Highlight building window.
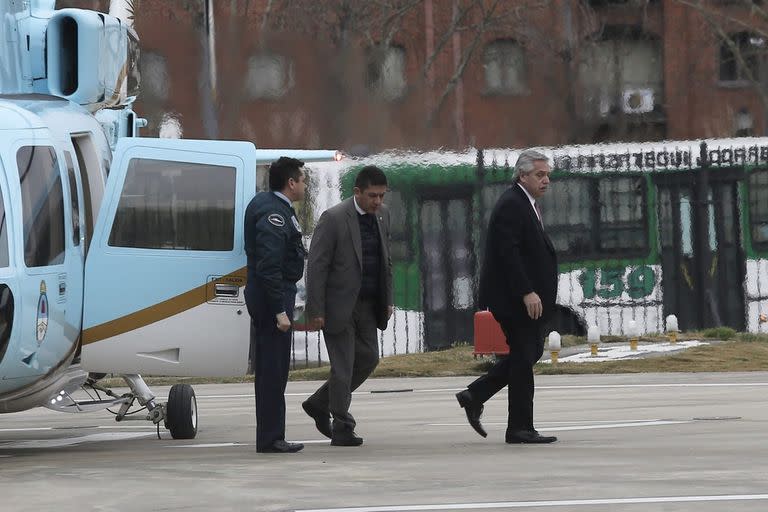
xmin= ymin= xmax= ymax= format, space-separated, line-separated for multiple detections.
xmin=580 ymin=32 xmax=663 ymax=118
xmin=139 ymin=51 xmax=169 ymax=101
xmin=246 ymin=54 xmax=292 ymax=99
xmin=109 ymin=158 xmax=236 ymax=251
xmin=365 ymin=45 xmax=407 ymax=101
xmin=483 ymin=39 xmax=527 ymax=95
xmin=17 ymin=146 xmax=65 ymax=267
xmin=720 ymin=32 xmax=765 ymax=83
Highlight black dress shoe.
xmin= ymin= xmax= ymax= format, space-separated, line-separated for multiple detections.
xmin=258 ymin=440 xmax=305 ymax=453
xmin=331 ymin=430 xmax=364 ymax=447
xmin=455 ymin=390 xmax=487 ymax=438
xmin=302 ymin=401 xmax=332 ymax=439
xmin=505 ymin=430 xmax=557 ymax=444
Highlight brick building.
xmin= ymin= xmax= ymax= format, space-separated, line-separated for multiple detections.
xmin=62 ymin=0 xmax=768 ymax=152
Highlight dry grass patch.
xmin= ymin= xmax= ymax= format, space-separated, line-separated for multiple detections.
xmin=95 ymin=333 xmax=768 ymax=387
xmin=289 ymin=344 xmax=488 ymax=381
xmin=536 ymin=339 xmax=768 ymax=374
xmin=291 ymin=337 xmax=768 ymax=380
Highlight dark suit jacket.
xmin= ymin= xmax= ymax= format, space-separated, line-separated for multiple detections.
xmin=306 ymin=198 xmax=393 ymax=333
xmin=478 ymin=183 xmax=558 ymax=324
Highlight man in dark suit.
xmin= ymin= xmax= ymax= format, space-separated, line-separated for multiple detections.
xmin=244 ymin=157 xmax=308 ymax=453
xmin=302 ymin=165 xmax=393 ymax=447
xmin=456 ymin=149 xmax=558 ymax=444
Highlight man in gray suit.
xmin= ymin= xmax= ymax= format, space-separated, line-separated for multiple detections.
xmin=302 ymin=165 xmax=393 ymax=446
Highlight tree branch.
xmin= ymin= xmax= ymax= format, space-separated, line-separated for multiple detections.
xmin=674 ymin=0 xmax=768 ymax=126
xmin=422 ymin=0 xmax=476 ymax=79
xmin=427 ymin=0 xmax=504 ymax=125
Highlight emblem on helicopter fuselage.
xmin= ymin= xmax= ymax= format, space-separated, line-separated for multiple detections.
xmin=36 ymin=281 xmax=49 ymax=344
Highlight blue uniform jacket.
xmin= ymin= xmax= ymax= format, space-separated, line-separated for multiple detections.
xmin=244 ymin=191 xmax=306 ymax=317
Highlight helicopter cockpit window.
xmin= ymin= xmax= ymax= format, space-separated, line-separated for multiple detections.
xmin=0 ymin=185 xmax=8 ymax=267
xmin=17 ymin=146 xmax=66 ymax=267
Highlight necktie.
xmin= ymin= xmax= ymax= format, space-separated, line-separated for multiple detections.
xmin=534 ymin=201 xmax=543 ymax=227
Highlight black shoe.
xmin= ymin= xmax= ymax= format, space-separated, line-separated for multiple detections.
xmin=257 ymin=440 xmax=305 ymax=453
xmin=455 ymin=390 xmax=487 ymax=438
xmin=505 ymin=429 xmax=557 ymax=444
xmin=331 ymin=430 xmax=364 ymax=447
xmin=302 ymin=400 xmax=332 ymax=439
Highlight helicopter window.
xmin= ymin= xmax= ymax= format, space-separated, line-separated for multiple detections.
xmin=17 ymin=146 xmax=66 ymax=267
xmin=0 ymin=185 xmax=8 ymax=267
xmin=64 ymin=152 xmax=81 ymax=246
xmin=109 ymin=158 xmax=236 ymax=251
xmin=0 ymin=283 xmax=12 ymax=366
xmin=126 ymin=28 xmax=141 ymax=99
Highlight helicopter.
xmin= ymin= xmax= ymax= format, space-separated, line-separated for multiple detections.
xmin=0 ymin=0 xmax=340 ymax=439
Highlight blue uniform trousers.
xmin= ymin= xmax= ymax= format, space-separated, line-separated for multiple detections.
xmin=250 ymin=284 xmax=296 ymax=451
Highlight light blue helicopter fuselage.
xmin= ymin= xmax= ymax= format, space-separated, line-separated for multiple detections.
xmin=0 ymin=93 xmax=112 ymax=411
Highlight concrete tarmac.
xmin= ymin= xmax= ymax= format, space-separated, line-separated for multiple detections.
xmin=1 ymin=372 xmax=767 ymax=512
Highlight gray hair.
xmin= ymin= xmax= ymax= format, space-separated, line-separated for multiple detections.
xmin=513 ymin=149 xmax=549 ymax=181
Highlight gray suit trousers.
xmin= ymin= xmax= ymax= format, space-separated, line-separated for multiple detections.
xmin=306 ymin=298 xmax=380 ymax=432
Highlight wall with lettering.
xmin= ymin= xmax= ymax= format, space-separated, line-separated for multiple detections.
xmin=557 ymin=265 xmax=663 ymax=336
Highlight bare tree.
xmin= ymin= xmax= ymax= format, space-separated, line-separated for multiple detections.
xmin=673 ymin=0 xmax=768 ymax=135
xmin=258 ymin=0 xmax=558 ymax=147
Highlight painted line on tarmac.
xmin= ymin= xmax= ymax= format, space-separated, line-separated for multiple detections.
xmin=196 ymin=392 xmax=383 ymax=399
xmin=195 ymin=381 xmax=768 ymax=400
xmin=95 ymin=425 xmax=157 ymax=429
xmin=0 ymin=432 xmax=154 ymax=449
xmin=0 ymin=425 xmax=156 ymax=433
xmin=296 ymin=493 xmax=768 ymax=511
xmin=164 ymin=439 xmax=330 ymax=449
xmin=539 ymin=420 xmax=691 ymax=431
xmin=536 ymin=419 xmax=665 ymax=424
xmin=422 ymin=383 xmax=768 ymax=393
xmin=537 ymin=382 xmax=768 ymax=390
xmin=170 ymin=442 xmax=245 ymax=448
xmin=427 ymin=420 xmax=691 ymax=431
xmin=394 ymin=382 xmax=768 ymax=393
xmin=0 ymin=427 xmax=54 ymax=432
xmin=386 ymin=383 xmax=768 ymax=394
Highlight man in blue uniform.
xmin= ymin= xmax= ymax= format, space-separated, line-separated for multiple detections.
xmin=244 ymin=156 xmax=307 ymax=453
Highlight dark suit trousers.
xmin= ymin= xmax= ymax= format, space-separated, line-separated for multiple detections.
xmin=250 ymin=286 xmax=295 ymax=451
xmin=306 ymin=298 xmax=380 ymax=432
xmin=467 ymin=317 xmax=546 ymax=432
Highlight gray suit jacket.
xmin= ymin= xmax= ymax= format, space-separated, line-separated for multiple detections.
xmin=306 ymin=197 xmax=393 ymax=334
